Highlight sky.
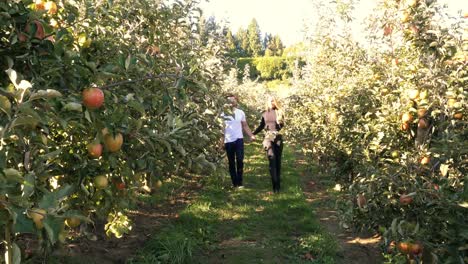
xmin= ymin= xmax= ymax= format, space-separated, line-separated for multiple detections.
xmin=199 ymin=0 xmax=467 ymax=46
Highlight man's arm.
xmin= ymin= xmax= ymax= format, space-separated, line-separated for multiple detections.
xmin=219 ymin=113 xmax=227 ymax=149
xmin=242 ymin=121 xmax=255 ymax=140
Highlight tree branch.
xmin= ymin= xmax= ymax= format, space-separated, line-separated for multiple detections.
xmin=100 ymin=73 xmax=180 ymax=89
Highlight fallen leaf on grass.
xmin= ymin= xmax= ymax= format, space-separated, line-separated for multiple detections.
xmin=304 ymin=252 xmax=314 ymax=260
xmin=255 ymin=206 xmax=264 ymax=212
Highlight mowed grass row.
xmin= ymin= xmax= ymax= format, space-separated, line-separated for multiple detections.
xmin=129 ymin=142 xmax=337 ymax=264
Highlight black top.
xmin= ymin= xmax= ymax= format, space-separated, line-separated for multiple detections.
xmin=253 ymin=117 xmax=284 ymax=135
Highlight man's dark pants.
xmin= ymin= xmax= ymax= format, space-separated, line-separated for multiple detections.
xmin=225 ymin=138 xmax=244 ymax=187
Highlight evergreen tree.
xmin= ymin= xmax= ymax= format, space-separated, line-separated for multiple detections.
xmin=265 ymin=38 xmax=275 ymax=56
xmin=265 ymin=34 xmax=284 ymax=56
xmin=236 ymin=27 xmax=249 ymax=57
xmin=225 ymin=29 xmax=237 ymax=57
xmin=199 ymin=16 xmax=223 ymax=45
xmin=198 ymin=15 xmax=207 ymax=44
xmin=205 ymin=16 xmax=218 ymax=36
xmin=265 ymin=49 xmax=274 ymax=56
xmin=273 ymin=35 xmax=284 ymax=56
xmin=263 ymin=33 xmax=272 ymax=52
xmin=247 ymin=19 xmax=263 ymax=57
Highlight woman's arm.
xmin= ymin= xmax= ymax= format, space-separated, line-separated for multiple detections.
xmin=276 ymin=121 xmax=284 ymax=131
xmin=275 ymin=110 xmax=284 ymax=131
xmin=253 ymin=117 xmax=265 ymax=135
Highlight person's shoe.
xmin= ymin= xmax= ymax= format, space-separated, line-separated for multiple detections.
xmin=237 ymin=186 xmax=245 ymax=189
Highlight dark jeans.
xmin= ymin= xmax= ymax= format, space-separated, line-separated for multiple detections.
xmin=225 ymin=138 xmax=244 ymax=187
xmin=267 ymin=135 xmax=283 ymax=192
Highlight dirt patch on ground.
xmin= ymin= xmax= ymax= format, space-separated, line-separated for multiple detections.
xmin=298 ymin=159 xmax=383 ymax=264
xmin=23 ymin=174 xmax=204 ymax=264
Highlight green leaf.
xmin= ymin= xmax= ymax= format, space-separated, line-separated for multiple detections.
xmin=22 ymin=173 xmax=35 ymax=198
xmin=175 ymin=77 xmax=186 ymax=89
xmin=28 ymin=90 xmax=49 ymax=101
xmin=84 ymin=110 xmax=92 ymax=123
xmin=118 ymin=54 xmax=125 ymax=68
xmin=5 ymin=56 xmax=13 ymax=69
xmin=128 ymin=100 xmax=145 ymax=115
xmin=10 ymin=116 xmax=38 ymax=129
xmin=108 ymin=155 xmax=118 ymax=169
xmin=3 ymin=168 xmax=23 ymax=183
xmin=43 ymin=215 xmax=64 ymax=245
xmin=63 ymin=102 xmax=83 ymax=112
xmin=391 ymin=218 xmax=398 ymax=237
xmin=162 ymin=94 xmax=172 ymax=108
xmin=125 ymin=54 xmax=131 ymax=70
xmin=130 ymin=54 xmax=137 ymax=65
xmin=46 ymin=89 xmax=63 ymax=98
xmin=17 ymin=103 xmax=42 ymax=118
xmin=38 ymin=192 xmax=56 ymax=209
xmin=55 ymin=184 xmax=74 ymax=200
xmin=0 ymin=209 xmax=10 ymax=224
xmin=159 ymin=139 xmax=172 ymax=153
xmin=12 ymin=242 xmax=21 ymax=264
xmin=397 ymin=220 xmax=405 ymax=236
xmin=12 ymin=208 xmax=35 ymax=234
xmin=174 ymin=144 xmax=186 ymax=156
xmin=412 ymin=222 xmax=420 ymax=235
xmin=28 ymin=89 xmax=61 ymax=101
xmin=38 ymin=184 xmax=74 ymax=209
xmin=40 ymin=149 xmax=62 ymax=161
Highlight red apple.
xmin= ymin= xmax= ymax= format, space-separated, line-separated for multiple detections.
xmin=82 ymin=88 xmax=104 ymax=109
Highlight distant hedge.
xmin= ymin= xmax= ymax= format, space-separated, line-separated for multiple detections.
xmin=236 ymin=56 xmax=306 ymax=80
xmin=237 ymin=58 xmax=259 ymax=78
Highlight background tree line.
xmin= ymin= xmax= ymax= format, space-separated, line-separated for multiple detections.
xmin=199 ymin=16 xmax=285 ymax=58
xmin=198 ymin=16 xmax=305 ymax=81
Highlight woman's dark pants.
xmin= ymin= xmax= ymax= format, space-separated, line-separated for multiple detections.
xmin=268 ymin=135 xmax=283 ymax=192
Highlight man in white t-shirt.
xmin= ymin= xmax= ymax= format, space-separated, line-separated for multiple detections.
xmin=222 ymin=95 xmax=255 ymax=188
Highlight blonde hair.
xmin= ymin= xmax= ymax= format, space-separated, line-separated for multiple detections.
xmin=265 ymin=96 xmax=284 ymax=124
xmin=265 ymin=96 xmax=281 ymax=111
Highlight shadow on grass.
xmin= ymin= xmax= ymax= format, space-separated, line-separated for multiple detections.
xmin=128 ymin=142 xmax=337 ymax=264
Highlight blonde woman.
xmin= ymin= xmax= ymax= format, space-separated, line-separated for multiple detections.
xmin=253 ymin=96 xmax=284 ymax=193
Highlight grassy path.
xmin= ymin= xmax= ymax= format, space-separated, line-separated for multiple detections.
xmin=129 ymin=142 xmax=337 ymax=264
xmin=29 ymin=142 xmax=381 ymax=264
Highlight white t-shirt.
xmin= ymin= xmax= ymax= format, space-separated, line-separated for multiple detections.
xmin=222 ymin=108 xmax=246 ymax=143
